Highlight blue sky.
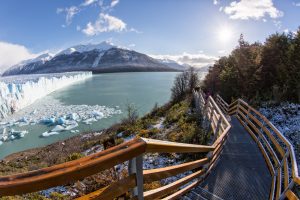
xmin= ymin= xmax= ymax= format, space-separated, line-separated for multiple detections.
xmin=0 ymin=0 xmax=300 ymax=71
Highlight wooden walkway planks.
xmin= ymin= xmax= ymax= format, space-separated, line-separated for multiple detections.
xmin=185 ymin=117 xmax=272 ymax=200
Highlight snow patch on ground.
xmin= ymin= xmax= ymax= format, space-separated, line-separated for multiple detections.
xmin=151 ymin=117 xmax=165 ymax=129
xmin=143 ymin=153 xmax=191 ymax=185
xmin=259 ymin=102 xmax=300 ymax=172
xmin=40 ymin=186 xmax=76 ymax=198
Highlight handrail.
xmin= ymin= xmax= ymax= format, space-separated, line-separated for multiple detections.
xmin=143 ymin=169 xmax=205 ymax=200
xmin=0 ymin=138 xmax=147 ymax=196
xmin=76 ymin=174 xmax=137 ymax=200
xmin=143 ymin=158 xmax=209 ymax=183
xmin=226 ymin=97 xmax=300 ymax=200
xmin=0 ymin=90 xmax=231 ymax=199
xmin=143 ymin=138 xmax=214 ymax=153
xmin=216 ymin=94 xmax=229 ymax=114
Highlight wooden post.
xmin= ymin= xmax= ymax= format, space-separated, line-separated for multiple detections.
xmin=214 ymin=116 xmax=222 ymax=136
xmin=236 ymin=100 xmax=240 ymax=116
xmin=128 ymin=155 xmax=144 ymax=200
xmin=246 ymin=107 xmax=250 ymax=125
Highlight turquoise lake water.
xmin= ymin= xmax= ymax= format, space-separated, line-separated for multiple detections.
xmin=0 ymin=72 xmax=179 ymax=159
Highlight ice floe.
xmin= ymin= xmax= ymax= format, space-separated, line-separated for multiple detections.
xmin=0 ymin=95 xmax=121 ymax=143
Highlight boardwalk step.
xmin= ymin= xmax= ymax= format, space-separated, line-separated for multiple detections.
xmin=184 ymin=187 xmax=224 ymax=200
xmin=181 ymin=196 xmax=193 ymax=200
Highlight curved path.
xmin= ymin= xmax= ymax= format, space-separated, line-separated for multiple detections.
xmin=184 ymin=117 xmax=272 ymax=200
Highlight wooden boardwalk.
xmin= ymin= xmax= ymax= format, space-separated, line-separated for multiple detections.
xmin=184 ymin=117 xmax=272 ymax=200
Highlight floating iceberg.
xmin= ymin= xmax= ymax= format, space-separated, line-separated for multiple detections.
xmin=42 ymin=131 xmax=60 ymax=137
xmin=11 ymin=129 xmax=28 ymax=138
xmin=50 ymin=122 xmax=79 ymax=133
xmin=64 ymin=122 xmax=78 ymax=130
xmin=41 ymin=117 xmax=56 ymax=124
xmin=92 ymin=111 xmax=104 ymax=118
xmin=83 ymin=118 xmax=97 ymax=125
xmin=57 ymin=117 xmax=66 ymax=125
xmin=51 ymin=125 xmax=66 ymax=132
xmin=0 ymin=127 xmax=27 ymax=142
xmin=68 ymin=113 xmax=79 ymax=121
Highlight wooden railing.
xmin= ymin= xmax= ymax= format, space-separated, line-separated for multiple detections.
xmin=216 ymin=94 xmax=229 ymax=115
xmin=222 ymin=97 xmax=300 ymax=200
xmin=0 ymin=91 xmax=231 ymax=200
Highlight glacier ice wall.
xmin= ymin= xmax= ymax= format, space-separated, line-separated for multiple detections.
xmin=0 ymin=72 xmax=92 ymax=119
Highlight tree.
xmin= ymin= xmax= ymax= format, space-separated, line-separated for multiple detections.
xmin=203 ymin=30 xmax=300 ymax=104
xmin=122 ymin=102 xmax=138 ymax=125
xmin=171 ymin=67 xmax=200 ymax=103
xmin=171 ymin=71 xmax=189 ymax=102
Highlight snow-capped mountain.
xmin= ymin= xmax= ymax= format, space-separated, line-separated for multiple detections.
xmin=3 ymin=53 xmax=53 ymax=76
xmin=3 ymin=42 xmax=184 ymax=76
xmin=156 ymin=58 xmax=190 ymax=70
xmin=57 ymin=41 xmax=115 ymax=56
xmin=13 ymin=53 xmax=52 ymax=69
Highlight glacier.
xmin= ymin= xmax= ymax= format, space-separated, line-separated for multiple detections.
xmin=0 ymin=71 xmax=121 ymax=145
xmin=0 ymin=71 xmax=92 ymax=119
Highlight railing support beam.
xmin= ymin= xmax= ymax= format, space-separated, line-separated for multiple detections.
xmin=129 ymin=155 xmax=144 ymax=200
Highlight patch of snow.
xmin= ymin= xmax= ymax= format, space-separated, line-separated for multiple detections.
xmin=152 ymin=117 xmax=165 ymax=129
xmin=82 ymin=144 xmax=104 ymax=156
xmin=57 ymin=41 xmax=115 ymax=56
xmin=260 ymin=102 xmax=300 ymax=173
xmin=92 ymin=52 xmax=104 ymax=68
xmin=143 ymin=153 xmax=191 ymax=185
xmin=40 ymin=186 xmax=75 ymax=198
xmin=10 ymin=53 xmax=53 ymax=71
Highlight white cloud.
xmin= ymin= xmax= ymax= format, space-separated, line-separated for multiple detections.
xmin=111 ymin=0 xmax=119 ymax=7
xmin=57 ymin=6 xmax=80 ymax=26
xmin=0 ymin=41 xmax=38 ymax=73
xmin=65 ymin=6 xmax=80 ymax=25
xmin=151 ymin=52 xmax=217 ymax=68
xmin=213 ymin=0 xmax=219 ymax=5
xmin=273 ymin=20 xmax=282 ymax=29
xmin=129 ymin=27 xmax=142 ymax=34
xmin=293 ymin=2 xmax=300 ymax=6
xmin=128 ymin=43 xmax=136 ymax=48
xmin=218 ymin=50 xmax=226 ymax=54
xmin=82 ymin=0 xmax=97 ymax=6
xmin=82 ymin=13 xmax=126 ymax=36
xmin=224 ymin=0 xmax=283 ymax=20
xmin=56 ymin=8 xmax=64 ymax=14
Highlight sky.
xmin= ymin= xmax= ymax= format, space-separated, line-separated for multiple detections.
xmin=0 ymin=0 xmax=300 ymax=71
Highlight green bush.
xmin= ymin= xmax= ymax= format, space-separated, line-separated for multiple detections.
xmin=49 ymin=192 xmax=68 ymax=200
xmin=65 ymin=153 xmax=84 ymax=162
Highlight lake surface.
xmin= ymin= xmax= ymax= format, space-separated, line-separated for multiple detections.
xmin=0 ymin=72 xmax=179 ymax=159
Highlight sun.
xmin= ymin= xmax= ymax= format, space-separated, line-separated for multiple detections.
xmin=218 ymin=26 xmax=233 ymax=43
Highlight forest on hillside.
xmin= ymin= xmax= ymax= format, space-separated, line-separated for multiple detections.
xmin=203 ymin=28 xmax=300 ymax=104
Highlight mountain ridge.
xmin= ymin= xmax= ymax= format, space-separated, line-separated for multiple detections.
xmin=3 ymin=42 xmax=186 ymax=76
